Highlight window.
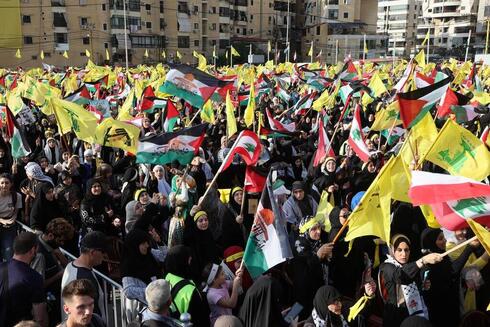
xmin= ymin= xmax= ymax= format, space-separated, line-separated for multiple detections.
xmin=194 ymin=5 xmax=198 ymax=13
xmin=178 ymin=1 xmax=189 ymax=13
xmin=24 ymin=36 xmax=33 ymax=44
xmin=343 ymin=12 xmax=348 ymax=19
xmin=328 ymin=9 xmax=338 ymax=19
xmin=146 ymin=21 xmax=152 ymax=28
xmin=194 ymin=40 xmax=199 ymax=46
xmin=79 ymin=0 xmax=87 ymax=5
xmin=145 ymin=3 xmax=150 ymax=10
xmin=104 ymin=43 xmax=109 ymax=49
xmin=160 ymin=18 xmax=165 ymax=29
xmin=55 ymin=33 xmax=68 ymax=43
xmin=31 ymin=56 xmax=37 ymax=60
xmin=250 ymin=29 xmax=253 ymax=34
xmin=194 ymin=23 xmax=199 ymax=29
xmin=178 ymin=35 xmax=190 ymax=48
xmin=83 ymin=37 xmax=90 ymax=44
xmin=219 ymin=7 xmax=229 ymax=17
xmin=250 ymin=14 xmax=253 ymax=20
xmin=80 ymin=17 xmax=88 ymax=26
xmin=22 ymin=15 xmax=31 ymax=23
xmin=103 ymin=23 xmax=107 ymax=30
xmin=102 ymin=3 xmax=106 ymax=10
xmin=316 ymin=26 xmax=320 ymax=35
xmin=160 ymin=1 xmax=163 ymax=13
xmin=242 ymin=28 xmax=246 ymax=35
xmin=53 ymin=13 xmax=67 ymax=27
xmin=211 ymin=7 xmax=216 ymax=14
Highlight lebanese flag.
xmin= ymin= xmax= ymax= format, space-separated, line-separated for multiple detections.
xmin=265 ymin=109 xmax=296 ymax=133
xmin=437 ymin=87 xmax=471 ymax=118
xmin=221 ymin=130 xmax=262 ymax=171
xmin=244 ymin=166 xmax=268 ymax=193
xmin=397 ymin=75 xmax=451 ymax=128
xmin=409 ymin=170 xmax=490 ymax=230
xmin=313 ymin=118 xmax=335 ymax=167
xmin=347 ymin=104 xmax=371 ymax=162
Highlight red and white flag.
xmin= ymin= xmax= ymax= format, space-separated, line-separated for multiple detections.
xmin=313 ymin=118 xmax=335 ymax=167
xmin=347 ymin=104 xmax=371 ymax=162
xmin=265 ymin=109 xmax=296 ymax=133
xmin=221 ymin=130 xmax=262 ymax=171
xmin=409 ymin=171 xmax=490 ymax=230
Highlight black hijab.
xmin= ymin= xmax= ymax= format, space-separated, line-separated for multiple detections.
xmin=239 ymin=275 xmax=287 ymax=327
xmin=421 ymin=228 xmax=444 ymax=254
xmin=120 ymin=229 xmax=161 ymax=284
xmin=82 ymin=178 xmax=111 ymax=215
xmin=312 ymin=286 xmax=344 ymax=327
xmin=328 ymin=207 xmax=343 ymax=242
xmin=30 ymin=182 xmax=63 ymax=230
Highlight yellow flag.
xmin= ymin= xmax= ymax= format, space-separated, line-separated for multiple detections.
xmin=420 ymin=205 xmax=441 ymax=228
xmin=314 ymin=191 xmax=334 ymax=232
xmin=40 ymin=50 xmax=45 ymax=60
xmin=7 ymin=91 xmax=26 ymax=116
xmin=85 ymin=49 xmax=91 ymax=58
xmin=117 ymin=89 xmax=135 ymax=121
xmin=414 ymin=49 xmax=425 ymax=67
xmin=423 ymin=119 xmax=490 ymax=181
xmin=400 ymin=113 xmax=438 ymax=166
xmin=244 ymin=82 xmax=255 ymax=127
xmin=50 ymin=98 xmax=97 ymax=143
xmin=421 ymin=30 xmax=430 ymax=47
xmin=371 ymin=101 xmax=402 ymax=131
xmin=307 ymin=43 xmax=313 ymax=57
xmin=176 ymin=51 xmax=182 ymax=59
xmin=201 ymin=99 xmax=215 ymax=124
xmin=467 ymin=219 xmax=490 ymax=255
xmin=369 ymin=72 xmax=387 ymax=97
xmin=267 ymin=40 xmax=272 ymax=53
xmin=225 ymin=91 xmax=237 ymax=137
xmin=193 ymin=51 xmax=207 ymax=71
xmin=472 ymin=91 xmax=490 ymax=105
xmin=348 ymin=294 xmax=374 ymax=322
xmin=162 ymin=50 xmax=166 ymax=58
xmin=63 ymin=50 xmax=69 ymax=59
xmin=231 ymin=46 xmax=240 ymax=57
xmin=94 ymin=118 xmax=140 ymax=154
xmin=105 ymin=49 xmax=110 ymax=61
xmin=364 ymin=38 xmax=368 ymax=54
xmin=15 ymin=49 xmax=21 ymax=59
xmin=390 ymin=155 xmax=411 ymax=203
xmin=144 ymin=49 xmax=149 ymax=58
xmin=345 ymin=157 xmax=394 ymax=243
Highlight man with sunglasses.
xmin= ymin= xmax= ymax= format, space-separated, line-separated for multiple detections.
xmin=61 ymin=231 xmax=108 ymax=323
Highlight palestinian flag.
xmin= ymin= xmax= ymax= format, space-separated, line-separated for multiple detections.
xmin=450 ymin=105 xmax=480 ymax=123
xmin=159 ymin=64 xmax=230 ymax=108
xmin=414 ymin=72 xmax=434 ymax=88
xmin=394 ymin=61 xmax=414 ymax=92
xmin=243 ymin=173 xmax=293 ymax=279
xmin=136 ymin=123 xmax=207 ymax=165
xmin=409 ymin=171 xmax=490 ymax=230
xmin=221 ymin=130 xmax=262 ymax=171
xmin=313 ymin=117 xmax=335 ymax=167
xmin=265 ymin=109 xmax=296 ymax=133
xmin=64 ymin=85 xmax=91 ymax=105
xmin=275 ymin=79 xmax=291 ymax=103
xmin=6 ymin=106 xmax=31 ymax=158
xmin=336 ymin=60 xmax=358 ymax=81
xmin=397 ymin=75 xmax=451 ymax=128
xmin=244 ymin=165 xmax=268 ymax=193
xmin=348 ymin=104 xmax=371 ymax=162
xmin=138 ymin=86 xmax=166 ymax=112
xmin=292 ymin=92 xmax=315 ymax=116
xmin=437 ymin=87 xmax=471 ymax=118
xmin=162 ymin=100 xmax=179 ymax=132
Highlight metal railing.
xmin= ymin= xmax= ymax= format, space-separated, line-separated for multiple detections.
xmin=17 ymin=222 xmax=133 ymax=327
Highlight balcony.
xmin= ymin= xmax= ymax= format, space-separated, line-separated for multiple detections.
xmin=51 ymin=0 xmax=65 ymax=6
xmin=55 ymin=43 xmax=69 ymax=51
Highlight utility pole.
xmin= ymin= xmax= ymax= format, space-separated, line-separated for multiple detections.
xmin=286 ymin=0 xmax=290 ymax=62
xmin=123 ymin=0 xmax=129 ymax=70
xmin=465 ymin=29 xmax=471 ymax=62
xmin=486 ymin=19 xmax=489 ymax=55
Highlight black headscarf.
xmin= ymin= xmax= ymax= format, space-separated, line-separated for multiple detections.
xmin=239 ymin=275 xmax=287 ymax=327
xmin=400 ymin=316 xmax=433 ymax=327
xmin=312 ymin=286 xmax=345 ymax=327
xmin=120 ymin=229 xmax=161 ymax=284
xmin=82 ymin=178 xmax=112 ymax=216
xmin=328 ymin=207 xmax=343 ymax=242
xmin=164 ymin=245 xmax=193 ymax=280
xmin=421 ymin=228 xmax=444 ymax=254
xmin=30 ymin=182 xmax=63 ymax=230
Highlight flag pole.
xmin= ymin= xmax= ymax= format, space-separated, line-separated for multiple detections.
xmin=465 ymin=29 xmax=472 ymax=62
xmin=335 ymin=40 xmax=339 ymax=64
xmin=426 ymin=24 xmax=430 ymax=66
xmin=311 ymin=40 xmax=314 ymax=63
xmin=381 ymin=116 xmax=399 ymax=150
xmin=230 ymin=49 xmax=233 ymax=67
xmin=486 ymin=20 xmax=490 ymax=55
xmin=363 ymin=34 xmax=366 ymax=61
xmin=186 ymin=106 xmax=204 ymax=127
xmin=441 ymin=236 xmax=477 ymax=258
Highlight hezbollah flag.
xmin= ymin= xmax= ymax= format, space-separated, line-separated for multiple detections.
xmin=243 ymin=172 xmax=293 ymax=279
xmin=6 ymin=106 xmax=31 ymax=159
xmin=243 ymin=82 xmax=255 ymax=128
xmin=50 ymin=98 xmax=97 ymax=143
xmin=94 ymin=118 xmax=140 ymax=154
xmin=344 ymin=156 xmax=394 ymax=244
xmin=397 ymin=75 xmax=451 ymax=128
xmin=371 ymin=101 xmax=402 ymax=131
xmin=136 ymin=123 xmax=207 ymax=165
xmin=159 ymin=64 xmax=230 ymax=108
xmin=423 ymin=119 xmax=490 ymax=181
xmin=200 ymin=99 xmax=215 ymax=124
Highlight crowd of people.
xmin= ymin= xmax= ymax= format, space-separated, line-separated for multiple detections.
xmin=0 ymin=57 xmax=489 ymax=327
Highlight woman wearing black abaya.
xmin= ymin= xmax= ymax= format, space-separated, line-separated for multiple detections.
xmin=30 ymin=183 xmax=63 ymax=231
xmin=304 ymin=285 xmax=376 ymax=327
xmin=80 ymin=179 xmax=118 ymax=236
xmin=239 ymin=275 xmax=288 ymax=327
xmin=183 ymin=210 xmax=220 ymax=282
xmin=420 ymin=228 xmax=476 ymax=327
xmin=121 ymin=229 xmax=162 ymax=303
xmin=219 ymin=187 xmax=246 ymax=249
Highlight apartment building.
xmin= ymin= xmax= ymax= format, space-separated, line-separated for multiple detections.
xmin=417 ymin=0 xmax=478 ymax=56
xmin=299 ymin=0 xmax=387 ymax=65
xmin=377 ymin=0 xmax=421 ymax=57
xmin=476 ymin=0 xmax=490 ymax=53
